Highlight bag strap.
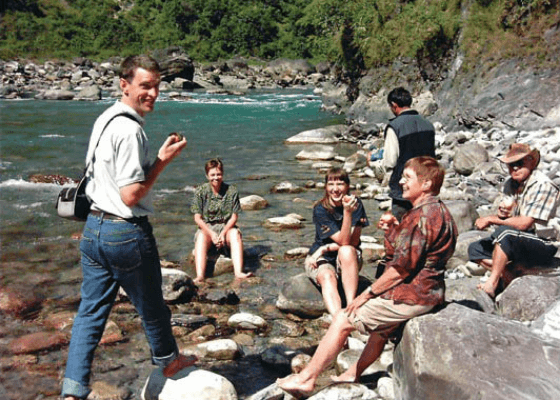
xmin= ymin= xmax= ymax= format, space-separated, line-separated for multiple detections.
xmin=84 ymin=113 xmax=137 ymax=175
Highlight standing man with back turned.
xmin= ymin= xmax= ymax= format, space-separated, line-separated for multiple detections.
xmin=374 ymin=87 xmax=436 ymax=221
xmin=62 ymin=55 xmax=196 ymax=399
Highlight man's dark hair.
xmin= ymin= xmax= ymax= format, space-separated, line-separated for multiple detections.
xmin=387 ymin=87 xmax=412 ymax=108
xmin=119 ymin=55 xmax=160 ymax=82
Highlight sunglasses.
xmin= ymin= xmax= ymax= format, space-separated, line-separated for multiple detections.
xmin=507 ymin=159 xmax=526 ymax=169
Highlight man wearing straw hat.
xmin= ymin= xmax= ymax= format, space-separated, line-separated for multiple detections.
xmin=468 ymin=143 xmax=559 ymax=299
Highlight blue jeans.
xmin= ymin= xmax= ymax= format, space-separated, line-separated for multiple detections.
xmin=62 ymin=214 xmax=178 ymax=399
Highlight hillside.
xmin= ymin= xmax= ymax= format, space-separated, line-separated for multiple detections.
xmin=1 ymin=0 xmax=558 ymax=74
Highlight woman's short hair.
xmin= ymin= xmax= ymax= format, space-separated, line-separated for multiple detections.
xmin=324 ymin=167 xmax=350 ymax=185
xmin=119 ymin=55 xmax=160 ymax=82
xmin=204 ymin=158 xmax=224 ymax=174
xmin=404 ymin=156 xmax=445 ymax=195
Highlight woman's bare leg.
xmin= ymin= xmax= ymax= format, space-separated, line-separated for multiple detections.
xmin=226 ymin=228 xmax=252 ymax=279
xmin=317 ymin=269 xmax=342 ymax=316
xmin=194 ymin=232 xmax=213 ymax=283
xmin=277 ymin=310 xmax=355 ymax=394
xmin=337 ymin=245 xmax=359 ymax=305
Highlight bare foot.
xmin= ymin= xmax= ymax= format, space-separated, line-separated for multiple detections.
xmin=162 ymin=354 xmax=198 ymax=378
xmin=477 ymin=280 xmax=497 ymax=298
xmin=234 ymin=271 xmax=254 ymax=280
xmin=276 ymin=374 xmax=314 ymax=399
xmin=330 ymin=372 xmax=356 ymax=383
xmin=193 ymin=276 xmax=205 ymax=285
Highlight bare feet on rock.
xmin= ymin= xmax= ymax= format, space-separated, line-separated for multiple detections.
xmin=330 ymin=372 xmax=357 ymax=383
xmin=163 ymin=354 xmax=198 ymax=378
xmin=276 ymin=374 xmax=314 ymax=399
xmin=477 ymin=280 xmax=497 ymax=299
xmin=234 ymin=271 xmax=254 ymax=280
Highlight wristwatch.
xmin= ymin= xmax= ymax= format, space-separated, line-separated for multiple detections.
xmin=367 ymin=286 xmax=376 ymax=296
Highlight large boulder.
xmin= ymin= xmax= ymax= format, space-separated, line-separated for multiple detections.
xmin=453 ymin=142 xmax=489 ymax=176
xmin=443 ymin=200 xmax=479 ymax=234
xmin=159 ymin=56 xmax=195 ymax=83
xmin=284 ymin=125 xmax=344 ymax=144
xmin=276 ymin=273 xmax=325 ymax=318
xmin=142 ymin=367 xmax=237 ymax=400
xmin=295 ymin=145 xmax=337 ymax=161
xmin=497 ymin=275 xmax=560 ymax=322
xmin=394 ymin=303 xmax=560 ymax=400
xmin=75 ymin=84 xmax=102 ymax=101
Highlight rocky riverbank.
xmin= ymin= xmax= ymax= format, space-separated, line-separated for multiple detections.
xmin=2 ymin=52 xmax=560 ymax=399
xmin=0 ymin=50 xmax=333 ymax=101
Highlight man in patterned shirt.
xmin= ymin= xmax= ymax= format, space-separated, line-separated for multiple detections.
xmin=277 ymin=157 xmax=457 ymax=396
xmin=469 ymin=143 xmax=560 ymax=298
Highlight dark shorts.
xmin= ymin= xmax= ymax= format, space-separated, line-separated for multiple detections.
xmin=468 ymin=225 xmax=557 ymax=266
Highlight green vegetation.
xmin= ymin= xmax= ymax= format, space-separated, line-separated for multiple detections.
xmin=1 ymin=0 xmax=558 ymax=71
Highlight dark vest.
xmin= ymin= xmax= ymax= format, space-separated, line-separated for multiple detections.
xmin=385 ymin=110 xmax=435 ymax=200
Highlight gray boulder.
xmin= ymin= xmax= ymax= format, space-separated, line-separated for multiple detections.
xmin=443 ymin=200 xmax=479 ymax=234
xmin=159 ymin=56 xmax=195 ymax=83
xmin=394 ymin=303 xmax=560 ymax=400
xmin=276 ymin=273 xmax=325 ymax=318
xmin=75 ymin=84 xmax=101 ymax=101
xmin=284 ymin=125 xmax=344 ymax=144
xmin=453 ymin=142 xmax=489 ymax=176
xmin=453 ymin=230 xmax=490 ymax=263
xmin=35 ymin=89 xmax=75 ymax=100
xmin=497 ymin=274 xmax=560 ymax=322
xmin=141 ymin=367 xmax=237 ymax=400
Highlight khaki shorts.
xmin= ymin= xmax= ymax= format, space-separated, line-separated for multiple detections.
xmin=305 ymin=249 xmax=363 ymax=285
xmin=193 ymin=223 xmax=241 ymax=256
xmin=348 ymin=296 xmax=434 ymax=338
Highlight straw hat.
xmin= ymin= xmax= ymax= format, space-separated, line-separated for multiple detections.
xmin=498 ymin=143 xmax=540 ymax=168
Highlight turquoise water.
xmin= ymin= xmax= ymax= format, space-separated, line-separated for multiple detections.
xmin=0 ymin=90 xmax=350 ymax=262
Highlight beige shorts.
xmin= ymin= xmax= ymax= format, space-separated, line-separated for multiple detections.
xmin=348 ymin=296 xmax=434 ymax=338
xmin=193 ymin=223 xmax=226 ymax=243
xmin=305 ymin=249 xmax=363 ymax=285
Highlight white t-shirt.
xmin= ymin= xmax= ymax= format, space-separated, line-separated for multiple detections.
xmin=85 ymin=101 xmax=154 ymax=218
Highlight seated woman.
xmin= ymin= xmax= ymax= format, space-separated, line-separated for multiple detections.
xmin=191 ymin=158 xmax=253 ymax=283
xmin=277 ymin=157 xmax=457 ymax=397
xmin=305 ymin=168 xmax=369 ymax=316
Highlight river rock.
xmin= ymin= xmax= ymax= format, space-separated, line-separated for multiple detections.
xmin=142 ymin=367 xmax=237 ymax=400
xmin=159 ymin=56 xmax=195 ymax=83
xmin=452 ymin=142 xmax=489 ymax=176
xmin=532 ymin=299 xmax=560 ymax=340
xmin=35 ymin=89 xmax=75 ymax=100
xmin=284 ymin=247 xmax=309 ymax=260
xmin=228 ymin=312 xmax=268 ymax=330
xmin=240 ymin=195 xmax=268 ymax=210
xmin=270 ymin=181 xmax=303 ymax=194
xmin=99 ymin=320 xmax=125 ymax=345
xmin=295 ymin=145 xmax=337 ymax=161
xmin=260 ymin=345 xmax=300 ymax=373
xmin=192 ymin=338 xmax=241 ymax=360
xmin=343 ymin=152 xmax=368 ymax=172
xmin=276 ymin=273 xmax=325 ymax=318
xmin=171 ymin=314 xmax=214 ymax=330
xmin=263 ymin=215 xmax=304 ymax=231
xmin=393 ymin=303 xmax=560 ymax=400
xmin=442 ymin=200 xmax=478 ymax=234
xmin=90 ymin=381 xmax=131 ymax=400
xmin=453 ymin=230 xmax=490 ymax=263
xmin=0 ymin=285 xmax=43 ymax=319
xmin=75 ymin=84 xmax=101 ymax=100
xmin=336 ymin=348 xmax=391 ymax=377
xmin=497 ymin=275 xmax=560 ymax=322
xmin=8 ymin=331 xmax=69 ymax=355
xmin=199 ymin=289 xmax=240 ymax=305
xmin=284 ymin=125 xmax=343 ymax=144
xmin=308 ymin=383 xmax=378 ymax=400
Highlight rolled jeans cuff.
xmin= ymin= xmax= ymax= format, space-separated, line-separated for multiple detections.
xmin=153 ymin=347 xmax=179 ymax=369
xmin=61 ymin=377 xmax=90 ymax=399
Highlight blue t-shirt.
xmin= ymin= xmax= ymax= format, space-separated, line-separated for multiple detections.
xmin=309 ymin=198 xmax=369 ymax=264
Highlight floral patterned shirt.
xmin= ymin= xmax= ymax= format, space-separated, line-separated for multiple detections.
xmin=381 ymin=196 xmax=458 ymax=306
xmin=190 ymin=182 xmax=241 ymax=224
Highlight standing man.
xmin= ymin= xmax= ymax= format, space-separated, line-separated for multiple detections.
xmin=372 ymin=87 xmax=436 ymax=221
xmin=469 ymin=143 xmax=559 ymax=298
xmin=62 ymin=55 xmax=196 ymax=399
